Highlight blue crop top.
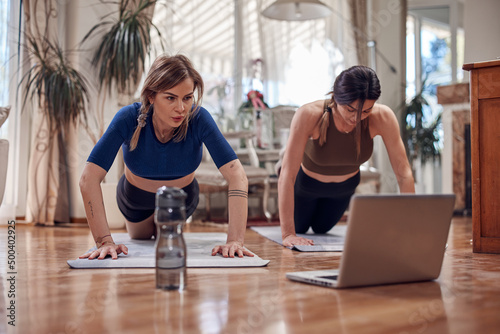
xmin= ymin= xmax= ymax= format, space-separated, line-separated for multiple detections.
xmin=87 ymin=102 xmax=237 ymax=180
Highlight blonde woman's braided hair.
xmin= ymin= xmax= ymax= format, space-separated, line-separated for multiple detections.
xmin=129 ymin=54 xmax=204 ymax=151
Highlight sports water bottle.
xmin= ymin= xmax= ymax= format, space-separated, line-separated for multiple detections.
xmin=154 ymin=186 xmax=187 ymax=290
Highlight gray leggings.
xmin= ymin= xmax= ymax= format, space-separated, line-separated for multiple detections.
xmin=294 ymin=167 xmax=360 ymax=234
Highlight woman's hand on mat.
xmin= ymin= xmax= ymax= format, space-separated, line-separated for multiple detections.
xmin=282 ymin=235 xmax=314 ymax=247
xmin=211 ymin=241 xmax=255 ymax=258
xmin=79 ymin=243 xmax=129 ymax=260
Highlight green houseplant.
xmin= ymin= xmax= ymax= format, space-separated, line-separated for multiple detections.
xmin=82 ymin=0 xmax=164 ymax=97
xmin=400 ymin=84 xmax=442 ymax=178
xmin=18 ymin=26 xmax=91 ymax=224
xmin=80 ymin=0 xmax=165 ymax=160
xmin=19 ymin=36 xmax=90 ymax=130
xmin=79 ymin=0 xmax=166 ymax=168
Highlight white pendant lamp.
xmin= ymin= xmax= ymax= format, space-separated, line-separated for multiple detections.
xmin=261 ymin=0 xmax=333 ymax=21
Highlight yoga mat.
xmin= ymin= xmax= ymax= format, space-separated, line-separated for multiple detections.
xmin=67 ymin=233 xmax=269 ymax=268
xmin=250 ymin=225 xmax=347 ymax=252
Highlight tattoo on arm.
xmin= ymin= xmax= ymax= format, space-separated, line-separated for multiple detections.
xmin=88 ymin=201 xmax=94 ymax=218
xmin=228 ymin=189 xmax=248 ymax=199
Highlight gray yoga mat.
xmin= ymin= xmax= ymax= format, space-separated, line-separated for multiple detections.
xmin=250 ymin=225 xmax=346 ymax=252
xmin=68 ymin=232 xmax=270 ymax=268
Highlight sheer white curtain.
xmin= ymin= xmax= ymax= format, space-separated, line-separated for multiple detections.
xmin=150 ymin=0 xmax=236 ymax=127
xmin=0 ymin=0 xmax=21 ymax=223
xmin=151 ymin=0 xmax=359 ymax=114
xmin=241 ymin=0 xmax=358 ymax=107
xmin=348 ymin=0 xmax=369 ymax=66
xmin=22 ymin=0 xmax=69 ymax=225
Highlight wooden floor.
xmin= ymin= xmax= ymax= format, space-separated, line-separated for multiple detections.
xmin=1 ymin=216 xmax=500 ymax=334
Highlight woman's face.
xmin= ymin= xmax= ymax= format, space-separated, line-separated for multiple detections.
xmin=335 ymin=99 xmax=376 ymax=127
xmin=150 ymin=78 xmax=195 ymax=130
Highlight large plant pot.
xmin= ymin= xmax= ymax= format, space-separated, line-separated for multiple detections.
xmin=0 ymin=139 xmax=8 ymax=205
xmin=101 ymin=182 xmax=126 ymax=230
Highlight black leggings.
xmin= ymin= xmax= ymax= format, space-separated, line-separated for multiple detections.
xmin=116 ymin=175 xmax=199 ymax=223
xmin=294 ymin=167 xmax=360 ymax=234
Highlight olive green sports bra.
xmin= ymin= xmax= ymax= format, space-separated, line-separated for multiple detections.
xmin=302 ymin=102 xmax=373 ymax=175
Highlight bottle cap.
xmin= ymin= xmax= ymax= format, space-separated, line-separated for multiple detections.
xmin=156 ymin=186 xmax=187 ymax=208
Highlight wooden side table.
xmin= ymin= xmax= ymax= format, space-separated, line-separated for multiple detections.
xmin=463 ymin=59 xmax=500 ymax=253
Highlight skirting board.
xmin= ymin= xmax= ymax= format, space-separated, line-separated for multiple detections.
xmin=68 ymin=232 xmax=270 ymax=268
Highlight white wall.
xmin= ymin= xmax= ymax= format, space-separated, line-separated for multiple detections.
xmin=1 ymin=1 xmax=27 ymax=221
xmin=369 ymin=0 xmax=407 ymax=193
xmin=410 ymin=0 xmax=500 ymax=68
xmin=14 ymin=0 xmax=121 ymax=220
xmin=68 ymin=0 xmax=122 ymax=220
xmin=463 ymin=0 xmax=500 ymax=63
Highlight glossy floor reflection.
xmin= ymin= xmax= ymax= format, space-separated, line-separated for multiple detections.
xmin=1 ymin=217 xmax=499 ymax=333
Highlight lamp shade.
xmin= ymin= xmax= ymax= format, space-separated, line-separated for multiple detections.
xmin=261 ymin=0 xmax=332 ymax=21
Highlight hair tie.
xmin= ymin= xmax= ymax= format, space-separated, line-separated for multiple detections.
xmin=137 ymin=113 xmax=147 ymax=128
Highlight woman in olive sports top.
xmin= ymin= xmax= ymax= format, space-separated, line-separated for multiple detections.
xmin=278 ymin=65 xmax=415 ymax=247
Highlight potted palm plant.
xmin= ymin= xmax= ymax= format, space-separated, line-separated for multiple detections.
xmin=20 ymin=36 xmax=90 ymax=130
xmin=82 ymin=0 xmax=164 ymax=98
xmin=19 ymin=33 xmax=90 ymax=224
xmin=400 ymin=84 xmax=442 ymax=189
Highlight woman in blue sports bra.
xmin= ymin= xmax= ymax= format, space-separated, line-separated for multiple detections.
xmin=79 ymin=54 xmax=253 ymax=260
xmin=278 ymin=65 xmax=415 ymax=247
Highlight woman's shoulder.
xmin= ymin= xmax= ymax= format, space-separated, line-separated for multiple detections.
xmin=299 ymin=99 xmax=326 ymax=112
xmin=371 ymin=103 xmax=397 ymax=121
xmin=109 ymin=102 xmax=142 ymax=131
xmin=188 ymin=106 xmax=218 ymax=136
xmin=191 ymin=106 xmax=211 ymax=120
xmin=296 ymin=99 xmax=326 ymax=119
xmin=189 ymin=106 xmax=214 ymax=128
xmin=373 ymin=102 xmax=392 ymax=112
xmin=113 ymin=102 xmax=142 ymax=121
xmin=289 ymin=100 xmax=326 ymax=138
xmin=369 ymin=103 xmax=399 ymax=135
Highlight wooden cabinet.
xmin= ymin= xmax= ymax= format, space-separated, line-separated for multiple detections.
xmin=463 ymin=59 xmax=500 ymax=253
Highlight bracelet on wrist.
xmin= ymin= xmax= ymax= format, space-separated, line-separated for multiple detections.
xmin=95 ymin=234 xmax=113 ymax=248
xmin=98 ymin=241 xmax=115 ymax=248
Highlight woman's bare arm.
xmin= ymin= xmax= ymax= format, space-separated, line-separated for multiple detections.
xmin=278 ymin=101 xmax=323 ymax=247
xmin=79 ymin=162 xmax=128 ymax=259
xmin=211 ymin=159 xmax=254 ymax=258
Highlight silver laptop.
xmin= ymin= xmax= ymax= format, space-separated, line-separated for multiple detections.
xmin=286 ymin=194 xmax=456 ymax=288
